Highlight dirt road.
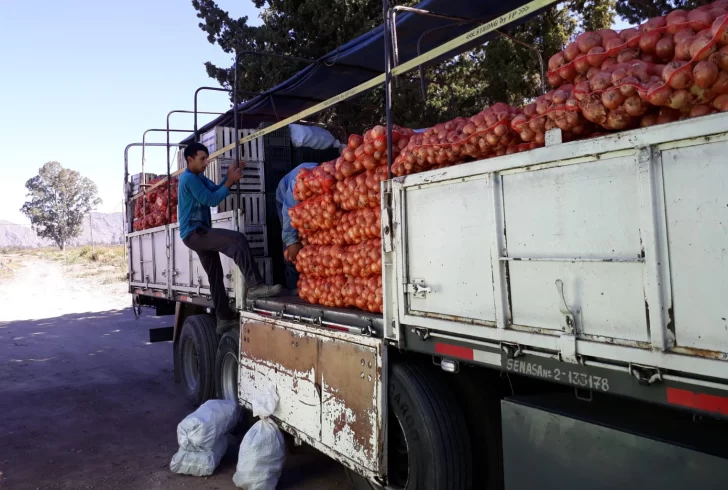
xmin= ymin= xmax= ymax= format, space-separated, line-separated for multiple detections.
xmin=0 ymin=258 xmax=348 ymax=490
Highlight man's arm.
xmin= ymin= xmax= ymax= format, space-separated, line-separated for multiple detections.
xmin=183 ymin=174 xmax=230 ymax=208
xmin=200 ymin=173 xmax=227 ymax=191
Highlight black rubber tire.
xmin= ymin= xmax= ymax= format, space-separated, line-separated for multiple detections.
xmin=177 ymin=314 xmax=217 ymax=406
xmin=215 ymin=327 xmax=240 ymax=401
xmin=347 ymin=362 xmax=473 ymax=490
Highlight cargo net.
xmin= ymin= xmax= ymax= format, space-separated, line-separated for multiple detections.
xmin=546 ymin=4 xmax=728 ymax=129
xmin=132 ymin=176 xmax=178 ymax=231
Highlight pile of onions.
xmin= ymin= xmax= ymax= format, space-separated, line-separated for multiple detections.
xmin=293 ymin=160 xmax=337 ymax=201
xmin=334 ymin=126 xmax=413 ymax=180
xmin=296 ymin=239 xmax=381 ymax=278
xmin=133 ymin=176 xmax=179 ymax=231
xmin=288 ymin=191 xmax=342 ymax=234
xmin=392 ymin=103 xmax=523 ymax=176
xmin=333 ymin=165 xmax=388 ymax=211
xmin=298 ymin=274 xmax=382 ymax=313
xmin=512 ymin=85 xmax=597 ymax=144
xmin=302 ymin=207 xmax=381 ymax=246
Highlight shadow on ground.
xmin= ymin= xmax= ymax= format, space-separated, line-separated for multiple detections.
xmin=0 ymin=309 xmax=347 ymax=490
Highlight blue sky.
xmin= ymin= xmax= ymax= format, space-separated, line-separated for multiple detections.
xmin=0 ymin=0 xmax=261 ymax=224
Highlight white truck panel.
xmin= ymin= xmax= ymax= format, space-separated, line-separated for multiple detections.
xmin=662 ymin=141 xmax=728 ymax=355
xmin=390 ymin=114 xmax=728 ymax=378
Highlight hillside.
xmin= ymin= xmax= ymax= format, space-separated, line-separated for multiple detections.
xmin=0 ymin=212 xmax=124 ymax=249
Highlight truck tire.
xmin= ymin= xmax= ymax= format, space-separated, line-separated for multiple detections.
xmin=215 ymin=328 xmax=240 ymax=401
xmin=347 ymin=362 xmax=473 ymax=490
xmin=177 ymin=314 xmax=217 ymax=406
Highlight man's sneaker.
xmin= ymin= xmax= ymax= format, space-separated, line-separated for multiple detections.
xmin=217 ymin=317 xmax=238 ymax=335
xmin=248 ymin=284 xmax=283 ymax=299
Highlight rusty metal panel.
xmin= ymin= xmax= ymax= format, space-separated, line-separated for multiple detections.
xmin=320 ymin=338 xmax=381 ymax=470
xmin=239 ymin=320 xmax=322 ymax=441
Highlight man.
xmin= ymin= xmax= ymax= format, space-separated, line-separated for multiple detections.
xmin=179 ymin=142 xmax=282 ymax=334
xmin=275 ymin=161 xmax=318 ymax=291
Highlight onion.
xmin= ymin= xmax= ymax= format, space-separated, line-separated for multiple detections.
xmin=687 ymin=9 xmax=714 ymax=31
xmin=621 ymin=28 xmax=641 ymax=48
xmin=694 ymin=60 xmax=720 ymax=89
xmin=605 ymin=109 xmax=632 ymax=130
xmin=663 ymin=61 xmax=693 ymax=90
xmin=675 ymin=35 xmax=696 ymax=60
xmin=578 ymin=32 xmax=602 ymax=53
xmin=712 ymin=14 xmax=728 ymax=45
xmin=640 ymin=113 xmax=658 ymax=127
xmin=370 ymin=125 xmax=385 ymax=139
xmin=602 ymin=89 xmax=625 ymax=110
xmin=580 ymin=98 xmax=608 ymax=125
xmin=565 ymin=42 xmax=581 ymax=61
xmin=667 ymin=89 xmax=691 ymax=111
xmin=596 ymin=29 xmax=619 ymax=41
xmin=711 ymin=70 xmax=728 ymax=94
xmin=648 ymin=85 xmax=673 ymax=106
xmin=624 ymin=95 xmax=648 ymax=116
xmin=574 ymin=56 xmax=591 ymax=74
xmin=590 ymin=70 xmax=612 ymax=91
xmin=348 ymin=134 xmax=363 ymax=149
xmin=709 ymin=45 xmax=728 ymax=70
xmin=548 ymin=52 xmax=565 ymax=71
xmin=641 ymin=16 xmax=666 ymax=33
xmin=666 ymin=11 xmax=689 ymax=35
xmin=617 ymin=48 xmax=639 ymax=63
xmin=713 ymin=94 xmax=728 ymax=111
xmin=689 ymin=104 xmax=713 ymax=118
xmin=674 ymin=28 xmax=696 ymax=44
xmin=601 ymin=58 xmax=618 ymax=71
xmin=639 ymin=30 xmax=662 ymax=54
xmin=690 ymin=33 xmax=717 ymax=61
xmin=655 ymin=36 xmax=676 ymax=60
xmin=604 ymin=37 xmax=625 ymax=51
xmin=548 ymin=72 xmax=564 ymax=87
xmin=586 ymin=46 xmax=608 ymax=67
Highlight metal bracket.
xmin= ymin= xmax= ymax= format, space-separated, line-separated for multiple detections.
xmin=361 ymin=322 xmax=378 ymax=337
xmin=500 ymin=342 xmax=523 ymax=359
xmin=630 ymin=364 xmax=663 ymax=386
xmin=413 ymin=327 xmax=430 ymax=340
xmin=381 ymin=182 xmax=394 ymax=253
xmin=555 ymin=279 xmax=580 ymax=364
xmin=406 ymin=279 xmax=432 ymax=299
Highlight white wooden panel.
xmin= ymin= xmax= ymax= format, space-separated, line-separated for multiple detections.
xmin=502 ymin=156 xmax=649 ymax=341
xmin=404 ymin=177 xmax=496 ymax=322
xmin=662 ymin=141 xmax=728 ymax=354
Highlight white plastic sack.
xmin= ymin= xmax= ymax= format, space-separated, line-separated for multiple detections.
xmin=170 ymin=435 xmax=228 ymax=477
xmin=289 ymin=124 xmax=337 ymax=149
xmin=233 ymin=386 xmax=286 ymax=490
xmin=177 ymin=399 xmax=240 ymax=452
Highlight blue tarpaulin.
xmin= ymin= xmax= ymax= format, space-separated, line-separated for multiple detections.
xmin=184 ymin=0 xmax=549 ymax=141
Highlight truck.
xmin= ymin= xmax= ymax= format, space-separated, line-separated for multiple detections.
xmin=124 ymin=1 xmax=728 ymax=488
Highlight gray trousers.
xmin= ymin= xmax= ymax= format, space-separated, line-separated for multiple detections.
xmin=183 ymin=226 xmax=263 ymax=320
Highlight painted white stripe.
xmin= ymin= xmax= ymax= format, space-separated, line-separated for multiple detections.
xmin=473 ymin=349 xmax=501 ymax=366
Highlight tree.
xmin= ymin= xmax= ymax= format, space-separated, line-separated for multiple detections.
xmin=192 ymin=0 xmax=617 ymax=132
xmin=21 ymin=162 xmax=101 ymax=251
xmin=615 ymin=0 xmax=714 ymax=24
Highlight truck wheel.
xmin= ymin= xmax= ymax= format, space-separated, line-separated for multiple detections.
xmin=177 ymin=314 xmax=217 ymax=406
xmin=347 ymin=362 xmax=473 ymax=490
xmin=215 ymin=328 xmax=240 ymax=401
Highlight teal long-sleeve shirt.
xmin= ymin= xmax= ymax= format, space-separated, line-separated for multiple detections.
xmin=178 ymin=169 xmax=229 ymax=240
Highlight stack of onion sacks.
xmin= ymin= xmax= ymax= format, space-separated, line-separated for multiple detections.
xmin=298 ymin=274 xmax=382 ymax=313
xmin=288 ymin=191 xmax=343 ymax=235
xmin=293 ymin=160 xmax=337 ymax=201
xmin=512 ymin=85 xmax=597 ymax=144
xmin=296 ymin=239 xmax=382 ymax=278
xmin=333 ymin=165 xmax=388 ymax=211
xmin=392 ymin=103 xmax=523 ymax=176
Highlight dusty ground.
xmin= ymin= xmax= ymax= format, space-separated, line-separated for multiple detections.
xmin=0 ymin=255 xmax=348 ymax=490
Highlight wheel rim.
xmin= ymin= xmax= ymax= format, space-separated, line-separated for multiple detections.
xmin=182 ymin=338 xmax=199 ymax=393
xmin=220 ymin=351 xmax=238 ymax=401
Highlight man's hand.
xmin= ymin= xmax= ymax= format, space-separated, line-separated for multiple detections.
xmin=225 ymin=161 xmax=246 ymax=187
xmin=284 ymin=242 xmax=303 ymax=264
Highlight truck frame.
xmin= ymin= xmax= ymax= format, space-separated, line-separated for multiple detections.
xmin=124 ymin=1 xmax=728 ymax=488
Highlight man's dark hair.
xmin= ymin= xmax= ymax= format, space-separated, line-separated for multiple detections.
xmin=184 ymin=142 xmax=210 ymax=163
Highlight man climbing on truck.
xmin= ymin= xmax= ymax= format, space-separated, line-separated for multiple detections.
xmin=179 ymin=142 xmax=282 ymax=334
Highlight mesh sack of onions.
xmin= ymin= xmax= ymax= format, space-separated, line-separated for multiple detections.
xmin=333 ymin=165 xmax=388 ymax=211
xmin=298 ymin=274 xmax=382 ymax=313
xmin=293 ymin=160 xmax=337 ymax=201
xmin=289 ymin=191 xmax=343 ymax=234
xmin=335 ymin=126 xmax=413 ymax=181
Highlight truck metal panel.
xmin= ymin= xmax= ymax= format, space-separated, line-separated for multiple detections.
xmin=501 ymin=395 xmax=728 ymax=490
xmin=238 ymin=313 xmax=386 ymax=480
xmin=389 ymin=114 xmax=728 ymax=383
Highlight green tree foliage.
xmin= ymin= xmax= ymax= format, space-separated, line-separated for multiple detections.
xmin=21 ymin=162 xmax=101 ymax=250
xmin=192 ymin=1 xmax=618 ymax=131
xmin=615 ymin=0 xmax=715 ymax=24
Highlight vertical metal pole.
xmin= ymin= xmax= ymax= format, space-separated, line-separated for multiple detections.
xmin=383 ymin=0 xmax=395 ymax=179
xmin=166 ymin=114 xmax=173 ymax=224
xmin=234 ymin=51 xmax=241 ymax=219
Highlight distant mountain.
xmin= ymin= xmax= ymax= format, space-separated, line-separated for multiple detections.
xmin=0 ymin=212 xmax=124 ymax=249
